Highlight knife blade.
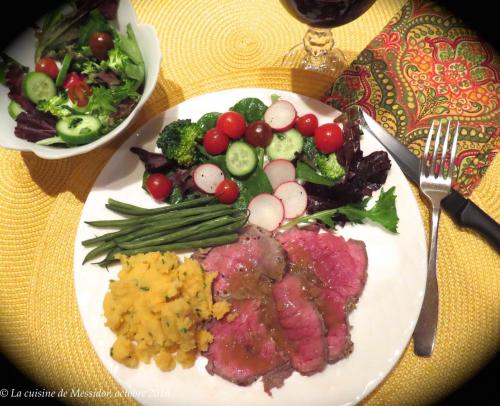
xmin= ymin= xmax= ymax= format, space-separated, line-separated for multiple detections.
xmin=358 ymin=108 xmax=500 ymax=252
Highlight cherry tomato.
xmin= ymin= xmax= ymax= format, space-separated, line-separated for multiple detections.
xmin=314 ymin=123 xmax=343 ymax=154
xmin=35 ymin=57 xmax=59 ymax=80
xmin=295 ymin=113 xmax=318 ymax=137
xmin=203 ymin=128 xmax=230 ymax=155
xmin=146 ymin=173 xmax=173 ymax=200
xmin=216 ymin=111 xmax=246 ymax=139
xmin=63 ymin=72 xmax=84 ymax=90
xmin=215 ymin=179 xmax=240 ymax=204
xmin=244 ymin=120 xmax=273 ymax=147
xmin=67 ymin=80 xmax=92 ymax=107
xmin=89 ymin=32 xmax=114 ymax=60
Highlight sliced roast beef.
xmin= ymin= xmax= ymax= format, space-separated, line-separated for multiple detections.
xmin=276 ymin=228 xmax=368 ymax=362
xmin=272 ymin=274 xmax=327 ymax=375
xmin=201 ymin=225 xmax=287 ymax=299
xmin=205 ymin=299 xmax=290 ymax=390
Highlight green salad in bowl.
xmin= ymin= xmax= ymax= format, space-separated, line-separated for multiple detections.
xmin=0 ymin=0 xmax=161 ymax=159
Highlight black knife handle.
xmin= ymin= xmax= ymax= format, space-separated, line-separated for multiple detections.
xmin=442 ymin=191 xmax=500 ymax=252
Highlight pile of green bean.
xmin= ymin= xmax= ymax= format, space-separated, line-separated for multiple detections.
xmin=81 ymin=196 xmax=247 ymax=266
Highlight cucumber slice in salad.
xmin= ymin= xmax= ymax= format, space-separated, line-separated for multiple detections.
xmin=266 ymin=128 xmax=304 ymax=161
xmin=22 ymin=72 xmax=56 ymax=103
xmin=56 ymin=115 xmax=102 ymax=145
xmin=225 ymin=141 xmax=257 ymax=177
xmin=36 ymin=136 xmax=65 ymax=146
xmin=8 ymin=101 xmax=25 ymax=119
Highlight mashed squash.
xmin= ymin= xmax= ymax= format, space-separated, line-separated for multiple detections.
xmin=103 ymin=251 xmax=230 ymax=371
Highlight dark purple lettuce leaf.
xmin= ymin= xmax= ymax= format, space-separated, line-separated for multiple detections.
xmin=130 ymin=147 xmax=174 ymax=173
xmin=9 ymin=93 xmax=37 ymax=114
xmin=170 ymin=168 xmax=197 ymax=195
xmin=14 ymin=111 xmax=57 ymax=142
xmin=5 ymin=62 xmax=28 ymax=96
xmin=110 ymin=98 xmax=136 ymax=122
xmin=92 ymin=70 xmax=121 ymax=87
xmin=305 ymin=107 xmax=391 ymax=215
xmin=305 ymin=151 xmax=391 ymax=213
xmin=98 ymin=0 xmax=119 ymax=19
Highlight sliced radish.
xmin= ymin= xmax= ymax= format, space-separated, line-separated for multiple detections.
xmin=264 ymin=100 xmax=297 ymax=132
xmin=264 ymin=159 xmax=296 ymax=190
xmin=193 ymin=163 xmax=225 ymax=194
xmin=274 ymin=181 xmax=307 ymax=219
xmin=248 ymin=193 xmax=285 ymax=231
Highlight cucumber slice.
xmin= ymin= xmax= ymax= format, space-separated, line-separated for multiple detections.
xmin=266 ymin=128 xmax=304 ymax=161
xmin=8 ymin=100 xmax=25 ymax=119
xmin=22 ymin=72 xmax=56 ymax=103
xmin=55 ymin=54 xmax=72 ymax=88
xmin=225 ymin=141 xmax=257 ymax=177
xmin=36 ymin=136 xmax=65 ymax=146
xmin=56 ymin=115 xmax=102 ymax=145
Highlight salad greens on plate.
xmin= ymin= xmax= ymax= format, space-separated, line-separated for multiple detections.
xmin=0 ymin=0 xmax=145 ymax=147
xmin=131 ymin=96 xmax=399 ymax=234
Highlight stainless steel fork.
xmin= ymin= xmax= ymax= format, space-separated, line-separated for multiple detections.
xmin=413 ymin=120 xmax=460 ymax=357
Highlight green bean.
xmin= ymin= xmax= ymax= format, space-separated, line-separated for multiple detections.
xmin=85 ymin=204 xmax=232 ymax=228
xmin=114 ymin=234 xmax=239 ymax=257
xmin=106 ymin=196 xmax=217 ymax=216
xmin=83 ymin=241 xmax=117 ymax=264
xmin=93 ymin=247 xmax=120 ymax=267
xmin=81 ymin=224 xmax=145 ymax=247
xmin=84 ymin=209 xmax=240 ymax=263
xmin=111 ymin=208 xmax=242 ymax=242
xmin=179 ymin=216 xmax=247 ymax=242
xmin=117 ymin=214 xmax=245 ymax=250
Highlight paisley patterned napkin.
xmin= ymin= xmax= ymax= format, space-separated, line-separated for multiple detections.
xmin=324 ymin=0 xmax=499 ymax=196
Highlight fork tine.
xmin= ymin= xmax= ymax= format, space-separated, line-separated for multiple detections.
xmin=430 ymin=120 xmax=443 ymax=177
xmin=439 ymin=121 xmax=452 ymax=178
xmin=447 ymin=122 xmax=460 ymax=179
xmin=421 ymin=121 xmax=435 ymax=177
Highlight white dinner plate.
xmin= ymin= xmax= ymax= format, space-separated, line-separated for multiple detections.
xmin=74 ymin=88 xmax=427 ymax=406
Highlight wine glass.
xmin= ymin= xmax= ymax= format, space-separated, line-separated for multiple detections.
xmin=280 ymin=0 xmax=376 ymax=78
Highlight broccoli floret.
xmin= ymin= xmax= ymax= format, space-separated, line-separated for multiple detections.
xmin=157 ymin=119 xmax=204 ymax=167
xmin=316 ymin=153 xmax=345 ymax=181
xmin=301 ymin=137 xmax=345 ymax=181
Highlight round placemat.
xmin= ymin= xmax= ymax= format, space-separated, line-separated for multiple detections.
xmin=1 ymin=0 xmax=499 ymax=403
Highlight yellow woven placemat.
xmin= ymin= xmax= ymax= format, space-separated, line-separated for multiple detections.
xmin=0 ymin=0 xmax=499 ymax=405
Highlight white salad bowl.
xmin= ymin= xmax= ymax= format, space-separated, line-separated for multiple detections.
xmin=0 ymin=0 xmax=161 ymax=160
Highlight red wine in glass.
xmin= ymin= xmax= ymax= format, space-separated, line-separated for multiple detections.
xmin=280 ymin=0 xmax=377 ymax=77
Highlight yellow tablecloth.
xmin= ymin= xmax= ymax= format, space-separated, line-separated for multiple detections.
xmin=0 ymin=0 xmax=499 ymax=404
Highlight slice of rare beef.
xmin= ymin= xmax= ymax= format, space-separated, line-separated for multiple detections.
xmin=205 ymin=299 xmax=291 ymax=390
xmin=201 ymin=225 xmax=287 ymax=299
xmin=272 ymin=274 xmax=327 ymax=375
xmin=276 ymin=228 xmax=368 ymax=362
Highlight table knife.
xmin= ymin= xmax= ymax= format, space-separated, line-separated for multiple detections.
xmin=358 ymin=108 xmax=500 ymax=252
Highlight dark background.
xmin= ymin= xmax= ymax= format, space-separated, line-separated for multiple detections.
xmin=0 ymin=0 xmax=498 ymax=404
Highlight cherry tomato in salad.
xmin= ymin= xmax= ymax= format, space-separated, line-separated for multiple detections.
xmin=89 ymin=32 xmax=114 ymax=60
xmin=215 ymin=179 xmax=240 ymax=204
xmin=295 ymin=113 xmax=318 ymax=137
xmin=146 ymin=173 xmax=173 ymax=200
xmin=244 ymin=120 xmax=273 ymax=147
xmin=63 ymin=72 xmax=84 ymax=90
xmin=314 ymin=123 xmax=343 ymax=154
xmin=67 ymin=80 xmax=92 ymax=107
xmin=216 ymin=111 xmax=246 ymax=139
xmin=35 ymin=57 xmax=59 ymax=80
xmin=203 ymin=128 xmax=230 ymax=155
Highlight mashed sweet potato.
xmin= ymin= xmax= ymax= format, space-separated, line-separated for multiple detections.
xmin=103 ymin=251 xmax=230 ymax=371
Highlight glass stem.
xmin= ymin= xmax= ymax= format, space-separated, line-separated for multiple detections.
xmin=301 ymin=27 xmax=334 ymax=71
